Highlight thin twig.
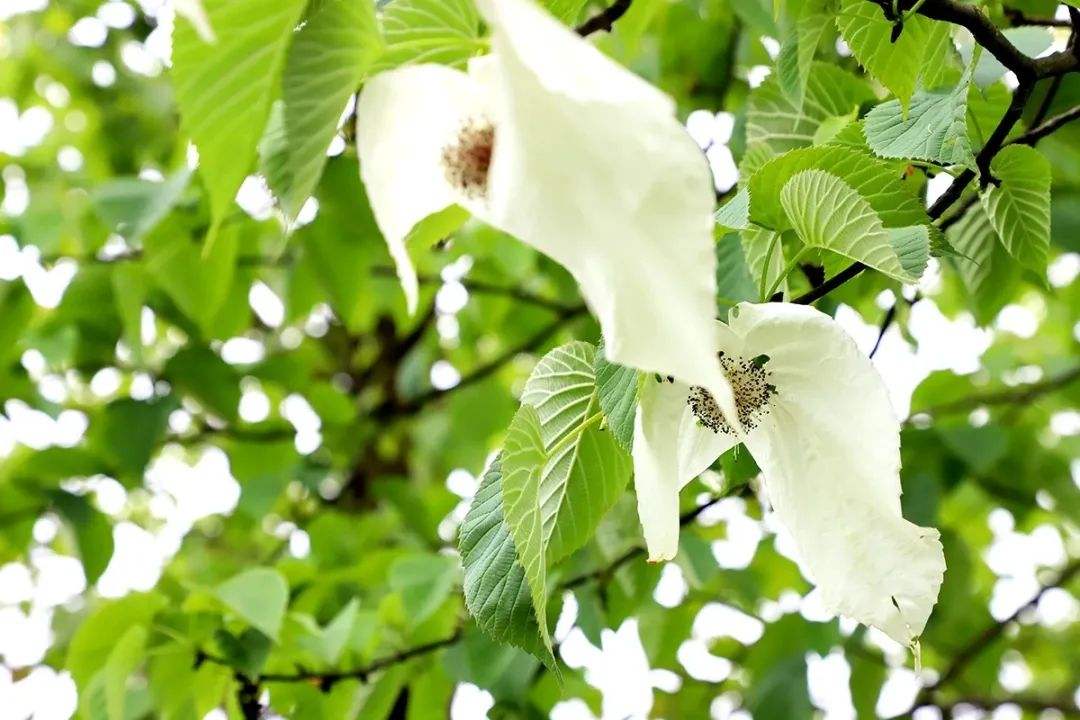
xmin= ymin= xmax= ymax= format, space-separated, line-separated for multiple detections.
xmin=380 ymin=305 xmax=588 ymax=418
xmin=909 ymin=365 xmax=1080 ymax=421
xmin=576 ymin=0 xmax=633 ymax=36
xmin=1013 ymin=103 xmax=1080 ymax=145
xmin=912 ymin=559 xmax=1080 ymax=710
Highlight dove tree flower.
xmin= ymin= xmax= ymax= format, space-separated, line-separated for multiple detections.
xmin=354 ymin=0 xmax=726 ymax=390
xmin=632 ymin=302 xmax=945 ymax=646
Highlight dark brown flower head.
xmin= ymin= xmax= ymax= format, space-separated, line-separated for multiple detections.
xmin=442 ymin=117 xmax=495 ymax=198
xmin=687 ymin=352 xmax=777 ymax=435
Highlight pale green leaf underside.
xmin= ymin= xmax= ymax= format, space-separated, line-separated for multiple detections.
xmin=889 ymin=225 xmax=931 ymax=280
xmin=215 ymin=567 xmax=289 ymax=641
xmin=172 ymin=0 xmax=307 ymax=234
xmin=780 ymin=169 xmax=915 ymax=282
xmin=748 ymin=144 xmax=928 ymax=232
xmin=520 ymin=342 xmax=630 ymax=563
xmin=980 ymin=144 xmax=1051 ymax=274
xmin=776 ymin=0 xmax=831 ymax=109
xmin=373 ymin=0 xmax=485 ymax=71
xmin=946 ymin=203 xmax=1020 ymax=325
xmin=261 ymin=0 xmax=383 ymax=222
xmin=863 ymin=78 xmax=975 ymax=168
xmin=715 ymin=188 xmax=750 ymax=232
xmin=747 ymin=62 xmax=873 ymax=153
xmin=458 ymin=458 xmax=550 ymax=663
xmin=500 ymin=404 xmax=554 ymax=656
xmin=594 ymin=342 xmax=639 ymax=453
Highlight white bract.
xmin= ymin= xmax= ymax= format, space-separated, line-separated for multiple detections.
xmin=632 ymin=302 xmax=945 ymax=646
xmin=355 ymin=0 xmax=726 ymax=390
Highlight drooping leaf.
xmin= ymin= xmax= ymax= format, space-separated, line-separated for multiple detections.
xmin=746 ymin=62 xmax=873 ymax=153
xmin=372 ymin=0 xmax=485 ymax=71
xmin=388 ymin=554 xmax=458 ymax=627
xmin=740 ymin=225 xmax=786 ymax=298
xmin=946 ymin=203 xmax=1021 ymax=325
xmin=459 ymin=457 xmax=550 ymax=662
xmin=863 ymin=64 xmax=976 ymax=168
xmin=215 ymin=567 xmax=289 ymax=641
xmin=980 ymin=144 xmax=1052 ymax=275
xmin=776 ymin=0 xmax=832 ymax=108
xmin=49 ymin=491 xmax=115 ymax=585
xmin=594 ymin=341 xmax=640 ymax=453
xmin=714 ymin=232 xmax=759 ymax=314
xmin=171 ymin=0 xmax=307 ymax=239
xmin=91 ymin=169 xmax=191 ymax=243
xmin=260 ymin=0 xmax=383 ymax=221
xmin=499 ymin=404 xmax=554 ymax=656
xmin=780 ymin=169 xmax=918 ymax=282
xmin=836 ymin=0 xmax=940 ymax=111
xmin=518 ymin=342 xmax=631 ymax=562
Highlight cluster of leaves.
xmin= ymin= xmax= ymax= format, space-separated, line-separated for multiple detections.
xmin=0 ymin=0 xmax=1078 ymax=718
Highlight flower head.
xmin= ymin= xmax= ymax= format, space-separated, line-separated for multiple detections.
xmin=632 ymin=302 xmax=945 ymax=646
xmin=355 ymin=0 xmax=724 ymax=390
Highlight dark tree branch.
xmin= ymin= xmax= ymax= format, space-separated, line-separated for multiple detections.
xmin=561 ymin=483 xmax=749 ymax=589
xmin=1003 ymin=7 xmax=1071 ymax=28
xmin=869 ymin=302 xmax=899 ymax=358
xmin=912 ymin=559 xmax=1080 ymax=710
xmin=1013 ymin=103 xmax=1080 ymax=145
xmin=929 ymin=694 xmax=1078 ymax=715
xmin=576 ymin=0 xmax=632 ymax=36
xmin=378 ymin=304 xmax=588 ymax=418
xmin=909 ymin=365 xmax=1080 ymax=420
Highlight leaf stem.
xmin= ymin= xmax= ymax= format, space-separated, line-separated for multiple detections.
xmin=765 ymin=247 xmax=809 ymax=300
xmin=758 ymin=233 xmax=780 ymax=301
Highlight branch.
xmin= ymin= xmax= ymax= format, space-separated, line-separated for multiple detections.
xmin=257 ymin=629 xmax=463 ymax=686
xmin=909 ymin=365 xmax=1080 ymax=421
xmin=1013 ymin=103 xmax=1080 ymax=145
xmin=1004 ymin=7 xmax=1071 ymax=28
xmin=930 ymin=694 xmax=1078 ymax=715
xmin=913 ymin=558 xmax=1080 ymax=710
xmin=576 ymin=0 xmax=632 ymax=36
xmin=798 ymin=1 xmax=1080 ymax=305
xmin=370 ymin=266 xmax=579 ymax=314
xmin=561 ymin=483 xmax=749 ymax=589
xmin=380 ymin=304 xmax=587 ymax=418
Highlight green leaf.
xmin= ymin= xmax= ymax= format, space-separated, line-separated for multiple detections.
xmin=836 ymin=0 xmax=940 ymax=111
xmin=863 ymin=68 xmax=976 ymax=168
xmin=260 ymin=0 xmax=383 ymax=221
xmin=747 ymin=143 xmax=929 ymax=232
xmin=91 ymin=169 xmax=191 ymax=243
xmin=88 ymin=397 xmax=175 ymax=482
xmin=459 ymin=457 xmax=549 ymax=662
xmin=49 ymin=491 xmax=114 ymax=585
xmin=715 ymin=232 xmax=758 ymax=313
xmin=775 ymin=0 xmax=831 ymax=108
xmin=889 ymin=224 xmax=931 ymax=280
xmin=142 ymin=217 xmax=238 ymax=338
xmin=747 ymin=62 xmax=873 ymax=153
xmin=946 ymin=203 xmax=1020 ymax=325
xmin=67 ymin=594 xmax=165 ymax=690
xmin=373 ymin=0 xmax=485 ymax=71
xmin=110 ymin=263 xmax=148 ymax=363
xmin=500 ymin=404 xmax=553 ymax=656
xmin=320 ymin=599 xmax=359 ymax=665
xmin=980 ymin=144 xmax=1052 ymax=275
xmin=594 ymin=341 xmax=640 ymax=453
xmin=388 ymin=554 xmax=458 ymax=627
xmin=171 ymin=0 xmax=307 ymax=238
xmin=740 ymin=226 xmax=786 ymax=298
xmin=714 ymin=188 xmax=750 ymax=232
xmin=518 ymin=342 xmax=631 ymax=562
xmin=780 ymin=169 xmax=917 ymax=282
xmin=164 ymin=346 xmax=240 ymax=422
xmin=215 ymin=567 xmax=289 ymax=641
xmin=541 ymin=0 xmax=587 ymax=23
xmin=105 ymin=625 xmax=148 ymax=720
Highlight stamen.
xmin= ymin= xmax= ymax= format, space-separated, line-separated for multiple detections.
xmin=687 ymin=352 xmax=777 ymax=435
xmin=442 ymin=117 xmax=495 ymax=198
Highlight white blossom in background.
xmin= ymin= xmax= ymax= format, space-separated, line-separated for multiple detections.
xmin=355 ymin=0 xmax=727 ymax=393
xmin=632 ymin=302 xmax=945 ymax=647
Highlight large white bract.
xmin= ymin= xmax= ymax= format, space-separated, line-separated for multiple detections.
xmin=632 ymin=302 xmax=945 ymax=646
xmin=354 ymin=0 xmax=726 ymax=390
